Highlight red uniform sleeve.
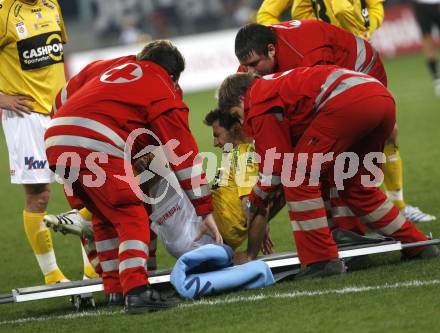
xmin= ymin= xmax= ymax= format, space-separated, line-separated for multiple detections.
xmin=301 ymin=47 xmax=335 ymax=67
xmin=248 ymin=108 xmax=292 ymax=209
xmin=150 ymin=108 xmax=213 ymax=216
xmin=148 ymin=98 xmax=188 ymax=123
xmin=52 ymin=60 xmax=103 ymax=115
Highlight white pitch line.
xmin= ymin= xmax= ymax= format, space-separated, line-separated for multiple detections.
xmin=1 ymin=279 xmax=439 ymax=326
xmin=0 ymin=309 xmax=123 ymax=326
xmin=182 ymin=279 xmax=440 ymax=307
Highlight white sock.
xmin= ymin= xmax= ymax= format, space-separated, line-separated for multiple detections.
xmin=386 ymin=190 xmax=403 ymax=202
xmin=35 ymin=251 xmax=59 ymax=275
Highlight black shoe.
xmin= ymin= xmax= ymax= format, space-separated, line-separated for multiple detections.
xmin=125 ymin=285 xmax=181 ymax=314
xmin=402 ymin=245 xmax=440 ymax=261
xmin=343 ymin=255 xmax=371 ymax=271
xmin=295 ymin=258 xmax=346 ymax=280
xmin=107 ymin=292 xmax=124 ymax=307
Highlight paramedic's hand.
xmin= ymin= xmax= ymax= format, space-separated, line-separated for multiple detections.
xmin=195 ymin=213 xmax=223 ymax=244
xmin=0 ymin=94 xmax=34 ymax=117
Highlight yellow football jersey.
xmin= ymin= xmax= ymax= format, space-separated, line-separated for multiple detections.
xmin=212 ymin=143 xmax=259 ymax=250
xmin=331 ymin=0 xmax=384 ymax=37
xmin=256 ymin=0 xmax=315 ymax=25
xmin=0 ymin=0 xmax=67 ymax=115
xmin=256 ymin=0 xmax=384 ymax=38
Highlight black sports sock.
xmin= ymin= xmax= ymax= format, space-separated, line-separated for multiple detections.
xmin=427 ymin=58 xmax=439 ymax=79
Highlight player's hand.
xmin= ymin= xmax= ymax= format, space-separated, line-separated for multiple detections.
xmin=0 ymin=94 xmax=34 ymax=117
xmin=133 ymin=153 xmax=154 ymax=173
xmin=233 ymin=251 xmax=250 ymax=265
xmin=261 ymin=224 xmax=274 ymax=255
xmin=243 ymin=198 xmax=259 ymax=224
xmin=195 ymin=213 xmax=223 ymax=244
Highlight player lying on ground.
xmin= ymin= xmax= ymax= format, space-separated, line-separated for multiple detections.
xmin=204 ymin=108 xmax=276 ymax=258
xmin=217 ymin=66 xmax=439 ymax=278
xmin=46 ymin=109 xmax=281 ymax=278
xmin=45 ymin=137 xmax=275 ymax=268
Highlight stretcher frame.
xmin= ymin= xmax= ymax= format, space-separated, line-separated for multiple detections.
xmin=1 ymin=239 xmax=439 ymax=305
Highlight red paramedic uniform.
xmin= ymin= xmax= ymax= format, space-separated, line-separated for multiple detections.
xmin=270 ymin=20 xmax=388 ymax=235
xmin=270 ymin=19 xmax=387 ymax=86
xmin=239 ymin=19 xmax=388 ymax=234
xmin=45 ymin=56 xmax=212 ymax=294
xmin=244 ymin=66 xmax=427 ymax=265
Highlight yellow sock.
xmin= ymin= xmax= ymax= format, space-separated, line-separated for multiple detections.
xmin=383 ymin=143 xmax=405 ymax=209
xmin=81 ymin=243 xmax=99 ymax=279
xmin=44 ymin=269 xmax=68 ymax=284
xmin=23 ymin=210 xmax=67 ymax=284
xmin=78 ymin=207 xmax=92 ymax=221
xmin=84 ymin=264 xmax=99 ymax=279
xmin=78 ymin=208 xmax=97 ymax=278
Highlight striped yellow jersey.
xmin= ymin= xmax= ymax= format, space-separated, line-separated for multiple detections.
xmin=0 ymin=0 xmax=67 ymax=115
xmin=256 ymin=0 xmax=384 ymax=38
xmin=212 ymin=143 xmax=259 ymax=250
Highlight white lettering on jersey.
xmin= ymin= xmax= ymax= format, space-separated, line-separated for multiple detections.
xmin=23 ymin=43 xmax=63 ymax=59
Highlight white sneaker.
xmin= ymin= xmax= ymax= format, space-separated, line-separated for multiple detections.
xmin=434 ymin=78 xmax=440 ymax=97
xmin=44 ymin=209 xmax=94 ymax=239
xmin=402 ymin=205 xmax=436 ymax=223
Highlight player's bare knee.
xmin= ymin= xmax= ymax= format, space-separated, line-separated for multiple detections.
xmin=36 ymin=193 xmax=50 ymax=211
xmin=23 ymin=184 xmax=50 ymax=212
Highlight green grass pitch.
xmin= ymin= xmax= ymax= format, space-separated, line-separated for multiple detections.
xmin=0 ymin=53 xmax=439 ymax=332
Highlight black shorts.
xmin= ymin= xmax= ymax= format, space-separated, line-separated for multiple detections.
xmin=413 ymin=2 xmax=440 ymax=35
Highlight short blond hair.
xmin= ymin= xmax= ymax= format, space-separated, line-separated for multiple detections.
xmin=218 ymin=72 xmax=257 ymax=112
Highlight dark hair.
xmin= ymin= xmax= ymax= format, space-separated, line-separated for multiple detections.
xmin=137 ymin=40 xmax=185 ymax=81
xmin=235 ymin=23 xmax=276 ymax=61
xmin=204 ymin=108 xmax=240 ymax=130
xmin=218 ymin=73 xmax=257 ymax=112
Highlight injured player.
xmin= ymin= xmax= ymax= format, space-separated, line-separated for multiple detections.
xmin=45 ymin=110 xmax=280 ymax=269
xmin=45 ymin=147 xmax=215 ymax=264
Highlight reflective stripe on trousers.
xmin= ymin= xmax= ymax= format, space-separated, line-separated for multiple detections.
xmin=119 ymin=239 xmax=149 ymax=273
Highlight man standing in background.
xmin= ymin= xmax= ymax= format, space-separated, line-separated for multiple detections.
xmin=0 ymin=0 xmax=95 ymax=284
xmin=256 ymin=0 xmax=384 ymax=38
xmin=412 ymin=0 xmax=440 ymax=96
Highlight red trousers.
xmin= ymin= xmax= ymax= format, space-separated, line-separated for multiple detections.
xmin=57 ymin=156 xmax=151 ymax=295
xmin=322 ymin=182 xmax=366 ymax=235
xmin=285 ymin=95 xmax=427 ymax=265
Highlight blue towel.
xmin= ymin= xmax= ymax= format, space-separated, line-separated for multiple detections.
xmin=170 ymin=244 xmax=275 ymax=299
